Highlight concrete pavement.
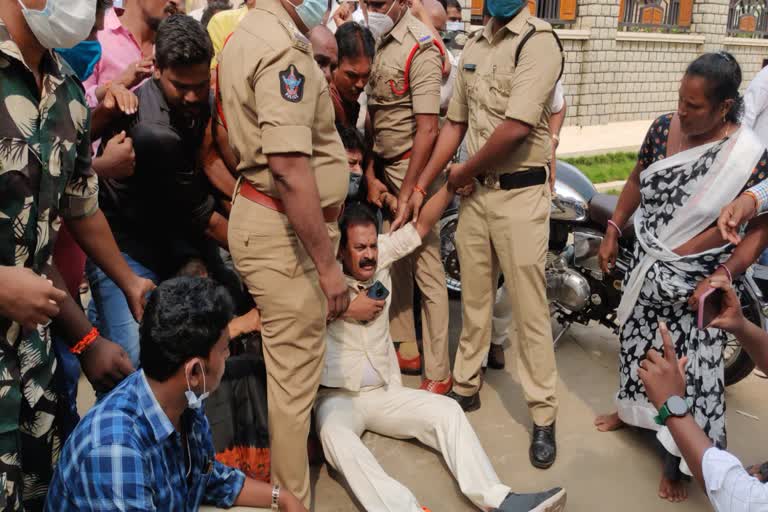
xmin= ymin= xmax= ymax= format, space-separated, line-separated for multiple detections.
xmin=558 ymin=119 xmax=653 ymax=158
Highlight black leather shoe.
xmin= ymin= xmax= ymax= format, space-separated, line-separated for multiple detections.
xmin=529 ymin=423 xmax=556 ymax=469
xmin=446 ymin=390 xmax=481 ymax=412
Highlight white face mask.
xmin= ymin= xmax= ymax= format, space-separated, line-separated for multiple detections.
xmin=18 ymin=0 xmax=95 ymax=50
xmin=446 ymin=20 xmax=464 ymax=32
xmin=184 ymin=360 xmax=210 ymax=410
xmin=367 ymin=1 xmax=399 ymax=43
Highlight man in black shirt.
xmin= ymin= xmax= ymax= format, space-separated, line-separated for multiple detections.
xmin=88 ymin=15 xmax=232 ymax=368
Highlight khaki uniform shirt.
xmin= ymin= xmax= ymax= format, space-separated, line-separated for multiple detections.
xmin=217 ymin=0 xmax=348 ymax=208
xmin=447 ymin=8 xmax=562 ymax=173
xmin=368 ymin=10 xmax=442 ymax=164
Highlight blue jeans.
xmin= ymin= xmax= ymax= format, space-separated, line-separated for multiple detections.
xmin=53 ymin=338 xmax=80 ymax=442
xmin=86 ymin=253 xmax=157 ymax=369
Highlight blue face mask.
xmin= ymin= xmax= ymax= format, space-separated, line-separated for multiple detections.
xmin=289 ymin=0 xmax=326 ymax=31
xmin=485 ymin=0 xmax=525 ymax=19
xmin=56 ymin=40 xmax=102 ymax=81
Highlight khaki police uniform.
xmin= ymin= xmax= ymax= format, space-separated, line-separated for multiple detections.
xmin=447 ymin=8 xmax=561 ymax=426
xmin=368 ymin=10 xmax=450 ymax=381
xmin=218 ymin=0 xmax=348 ymax=505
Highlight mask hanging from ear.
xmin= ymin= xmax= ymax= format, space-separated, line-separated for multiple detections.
xmin=288 ymin=0 xmax=327 ymax=31
xmin=184 ymin=360 xmax=210 ymax=410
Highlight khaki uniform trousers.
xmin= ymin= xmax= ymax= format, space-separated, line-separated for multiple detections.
xmin=228 ymin=195 xmax=339 ymax=507
xmin=315 ymin=385 xmax=511 ymax=511
xmin=453 ymin=181 xmax=558 ymax=426
xmin=383 ymin=160 xmax=450 ymax=381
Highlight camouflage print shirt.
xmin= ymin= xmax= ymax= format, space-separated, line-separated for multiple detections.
xmin=0 ymin=21 xmax=98 ymax=435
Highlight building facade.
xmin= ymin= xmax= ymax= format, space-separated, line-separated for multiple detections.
xmin=460 ymin=0 xmax=768 ymax=127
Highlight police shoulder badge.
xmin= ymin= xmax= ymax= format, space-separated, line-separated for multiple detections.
xmin=279 ymin=64 xmax=305 ymax=103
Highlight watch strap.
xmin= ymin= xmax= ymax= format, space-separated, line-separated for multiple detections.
xmin=653 ymin=404 xmax=671 ymax=426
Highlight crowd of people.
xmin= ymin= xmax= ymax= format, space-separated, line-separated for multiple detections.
xmin=3 ymin=0 xmax=768 ymax=510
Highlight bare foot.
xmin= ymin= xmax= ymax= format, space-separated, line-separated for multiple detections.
xmin=594 ymin=412 xmax=625 ymax=432
xmin=658 ymin=474 xmax=688 ymax=503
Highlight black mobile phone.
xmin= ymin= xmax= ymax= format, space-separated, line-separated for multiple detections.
xmin=367 ymin=281 xmax=390 ymax=301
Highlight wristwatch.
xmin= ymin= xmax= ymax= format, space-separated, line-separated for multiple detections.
xmin=653 ymin=395 xmax=689 ymax=426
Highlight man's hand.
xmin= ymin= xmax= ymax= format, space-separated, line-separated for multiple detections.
xmin=103 ymin=83 xmax=138 ymax=116
xmin=79 ymin=336 xmax=135 ymax=393
xmin=391 ymin=190 xmax=425 ymax=231
xmin=95 ymin=131 xmax=135 ymax=179
xmin=382 ymin=192 xmax=398 ymax=215
xmin=707 ymin=277 xmax=747 ymax=334
xmin=318 ymin=265 xmax=350 ymax=321
xmin=638 ymin=322 xmax=688 ymax=410
xmin=447 ymin=162 xmax=473 ymax=189
xmin=366 ymin=177 xmax=389 ymax=208
xmin=342 ymin=292 xmax=386 ymax=323
xmin=278 ymin=491 xmax=308 ymax=512
xmin=117 ymin=56 xmax=153 ymax=90
xmin=228 ymin=308 xmax=262 ymax=339
xmin=123 ymin=276 xmax=156 ymax=322
xmin=0 ymin=267 xmax=66 ymax=330
xmin=456 ymin=181 xmax=475 ymax=197
xmin=718 ymin=194 xmax=758 ymax=246
xmin=391 ymin=191 xmax=415 ymax=232
xmin=687 ymin=265 xmax=730 ymax=312
xmin=333 ymin=1 xmax=354 ymax=26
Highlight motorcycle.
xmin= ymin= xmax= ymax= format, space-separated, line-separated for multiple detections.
xmin=439 ymin=160 xmax=768 ymax=386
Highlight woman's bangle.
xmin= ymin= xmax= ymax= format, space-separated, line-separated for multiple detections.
xmin=718 ymin=264 xmax=733 ymax=284
xmin=607 ymin=219 xmax=623 ymax=238
xmin=70 ymin=327 xmax=99 ymax=355
xmin=743 ymin=190 xmax=760 ymax=214
xmin=271 ymin=484 xmax=280 ymax=511
xmin=413 ymin=184 xmax=427 ymax=198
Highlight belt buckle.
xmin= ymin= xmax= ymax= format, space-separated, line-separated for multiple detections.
xmin=483 ymin=174 xmax=498 ymax=189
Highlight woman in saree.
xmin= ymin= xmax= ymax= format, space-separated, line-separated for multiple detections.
xmin=594 ymin=52 xmax=768 ymax=503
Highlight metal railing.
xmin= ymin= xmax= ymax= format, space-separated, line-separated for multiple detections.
xmin=536 ymin=0 xmax=575 ymax=25
xmin=619 ymin=0 xmax=688 ymax=32
xmin=727 ymin=0 xmax=768 ymax=38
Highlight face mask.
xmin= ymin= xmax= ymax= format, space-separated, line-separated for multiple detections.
xmin=485 ymin=0 xmax=525 ymax=19
xmin=288 ymin=0 xmax=327 ymax=31
xmin=56 ymin=40 xmax=101 ymax=81
xmin=184 ymin=360 xmax=210 ymax=410
xmin=348 ymin=173 xmax=363 ymax=200
xmin=367 ymin=1 xmax=399 ymax=42
xmin=18 ymin=0 xmax=96 ymax=50
xmin=446 ymin=20 xmax=464 ymax=32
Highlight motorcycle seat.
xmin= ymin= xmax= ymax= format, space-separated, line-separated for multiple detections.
xmin=589 ymin=193 xmax=636 ymax=240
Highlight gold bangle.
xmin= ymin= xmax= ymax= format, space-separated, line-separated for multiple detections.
xmin=744 ymin=190 xmax=760 ymax=214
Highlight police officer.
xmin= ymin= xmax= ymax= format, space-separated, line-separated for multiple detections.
xmin=217 ymin=0 xmax=350 ymax=505
xmin=411 ymin=0 xmax=563 ymax=469
xmin=366 ymin=0 xmax=452 ymax=393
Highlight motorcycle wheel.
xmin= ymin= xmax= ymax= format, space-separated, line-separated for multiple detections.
xmin=439 ymin=212 xmax=462 ymax=295
xmin=724 ymin=300 xmax=759 ymax=386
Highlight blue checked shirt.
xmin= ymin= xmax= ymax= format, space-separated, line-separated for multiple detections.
xmin=46 ymin=370 xmax=246 ymax=511
xmin=750 ymin=180 xmax=768 ymax=214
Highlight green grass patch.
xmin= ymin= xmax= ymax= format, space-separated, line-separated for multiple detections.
xmin=561 ymin=152 xmax=636 ymax=184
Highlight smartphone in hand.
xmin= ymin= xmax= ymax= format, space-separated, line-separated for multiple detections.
xmin=367 ymin=281 xmax=390 ymax=301
xmin=698 ymin=287 xmax=724 ymax=330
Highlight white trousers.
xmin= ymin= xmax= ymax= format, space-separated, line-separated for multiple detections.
xmin=315 ymin=385 xmax=511 ymax=512
xmin=482 ymin=288 xmax=512 ymax=368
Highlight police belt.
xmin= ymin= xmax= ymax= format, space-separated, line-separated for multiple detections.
xmin=238 ymin=179 xmax=342 ymax=223
xmin=476 ymin=167 xmax=547 ymax=190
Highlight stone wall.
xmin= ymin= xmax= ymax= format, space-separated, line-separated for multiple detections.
xmin=459 ymin=0 xmax=768 ymax=127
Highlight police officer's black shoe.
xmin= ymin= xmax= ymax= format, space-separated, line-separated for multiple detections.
xmin=446 ymin=390 xmax=481 ymax=412
xmin=529 ymin=423 xmax=557 ymax=469
xmin=494 ymin=488 xmax=566 ymax=512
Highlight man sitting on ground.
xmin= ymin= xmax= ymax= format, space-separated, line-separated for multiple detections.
xmin=47 ymin=277 xmax=305 ymax=511
xmin=315 ymin=188 xmax=568 ymax=512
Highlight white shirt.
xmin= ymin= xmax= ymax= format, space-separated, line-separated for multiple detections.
xmin=189 ymin=7 xmax=205 ymax=21
xmin=322 ymin=224 xmax=423 ymax=391
xmin=440 ymin=50 xmax=459 ymax=114
xmin=744 ymin=66 xmax=768 ymax=147
xmin=551 ymin=79 xmax=565 ymax=114
xmin=703 ymin=447 xmax=768 ymax=511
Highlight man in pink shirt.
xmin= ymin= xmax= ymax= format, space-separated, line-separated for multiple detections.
xmin=84 ymin=0 xmax=181 ymax=108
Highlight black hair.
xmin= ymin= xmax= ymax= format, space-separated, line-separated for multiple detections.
xmin=337 ymin=123 xmax=365 ymax=154
xmin=685 ymin=51 xmax=744 ymax=124
xmin=201 ymin=1 xmax=232 ymax=27
xmin=446 ymin=0 xmax=461 ymax=11
xmin=97 ymin=0 xmax=113 ymax=10
xmin=339 ymin=201 xmax=379 ymax=248
xmin=155 ymin=14 xmax=214 ymax=69
xmin=139 ymin=277 xmax=234 ymax=381
xmin=335 ymin=22 xmax=376 ymax=64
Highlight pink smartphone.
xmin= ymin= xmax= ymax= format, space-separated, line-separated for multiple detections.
xmin=698 ymin=287 xmax=724 ymax=330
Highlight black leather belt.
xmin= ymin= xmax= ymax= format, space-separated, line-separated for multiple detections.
xmin=477 ymin=167 xmax=547 ymax=190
